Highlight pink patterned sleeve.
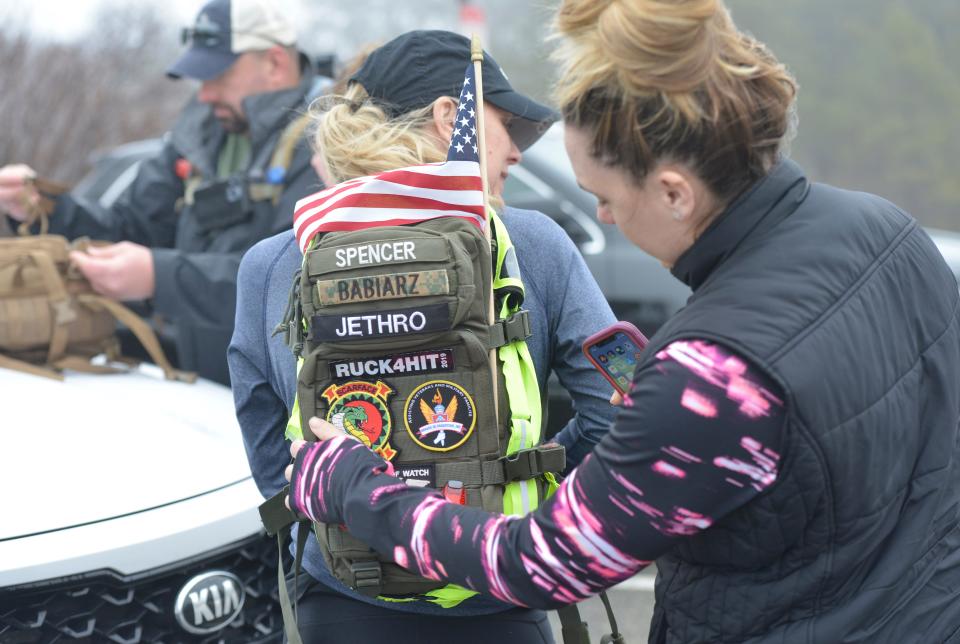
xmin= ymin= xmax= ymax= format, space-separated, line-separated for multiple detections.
xmin=289 ymin=339 xmax=785 ymax=608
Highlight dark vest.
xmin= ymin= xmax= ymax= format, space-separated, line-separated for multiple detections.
xmin=646 ymin=160 xmax=960 ymax=643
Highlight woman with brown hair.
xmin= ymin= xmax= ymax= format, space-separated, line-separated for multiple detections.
xmin=283 ymin=2 xmax=960 ymax=641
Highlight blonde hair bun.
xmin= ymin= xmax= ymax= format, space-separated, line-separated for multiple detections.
xmin=553 ymin=0 xmax=797 ymax=202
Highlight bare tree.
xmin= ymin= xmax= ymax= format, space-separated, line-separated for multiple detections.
xmin=0 ymin=3 xmax=190 ymax=185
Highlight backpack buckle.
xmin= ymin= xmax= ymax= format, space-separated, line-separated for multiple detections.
xmin=350 ymin=560 xmax=383 ymax=597
xmin=273 ymin=270 xmax=305 ymax=355
xmin=51 ymin=299 xmax=77 ymax=325
xmin=500 ymin=445 xmax=566 ymax=482
xmin=488 ymin=310 xmax=531 ymax=348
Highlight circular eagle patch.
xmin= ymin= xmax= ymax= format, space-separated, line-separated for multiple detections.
xmin=323 ymin=380 xmax=397 ymax=461
xmin=403 ymin=380 xmax=476 ymax=452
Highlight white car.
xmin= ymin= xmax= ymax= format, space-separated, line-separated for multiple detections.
xmin=0 ymin=364 xmax=283 ymax=642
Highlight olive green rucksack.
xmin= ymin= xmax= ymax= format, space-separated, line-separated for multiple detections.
xmin=261 ymin=212 xmax=627 ymax=644
xmin=277 ymin=212 xmax=564 ymax=602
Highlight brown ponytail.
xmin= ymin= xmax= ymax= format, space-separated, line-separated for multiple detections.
xmin=553 ymin=0 xmax=797 ymax=204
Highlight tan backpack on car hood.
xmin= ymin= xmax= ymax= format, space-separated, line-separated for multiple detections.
xmin=0 ymin=187 xmax=192 ymax=382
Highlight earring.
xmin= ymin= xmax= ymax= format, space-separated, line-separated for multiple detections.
xmin=672 ymin=210 xmax=683 ymax=221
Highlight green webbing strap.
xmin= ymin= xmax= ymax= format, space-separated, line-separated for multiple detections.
xmin=277 ymin=522 xmax=310 ymax=644
xmin=259 ymin=486 xmax=297 ymax=537
xmin=490 ymin=214 xmax=525 ymax=307
xmin=490 ymin=211 xmax=545 ymax=518
xmin=431 ymin=445 xmax=565 ymax=487
xmin=558 ymin=604 xmax=591 ymax=644
xmin=500 ymin=445 xmax=566 ymax=483
xmin=598 ymin=590 xmax=627 ymax=643
xmin=286 ymin=358 xmax=305 ymax=440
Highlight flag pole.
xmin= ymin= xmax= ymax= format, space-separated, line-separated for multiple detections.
xmin=471 ymin=34 xmax=500 ymax=428
xmin=471 ymin=35 xmax=491 ymax=220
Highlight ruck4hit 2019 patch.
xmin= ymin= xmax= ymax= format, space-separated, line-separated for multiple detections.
xmin=404 ymin=380 xmax=476 ymax=452
xmin=329 ymin=348 xmax=455 ymax=380
xmin=323 ymin=380 xmax=397 ymax=460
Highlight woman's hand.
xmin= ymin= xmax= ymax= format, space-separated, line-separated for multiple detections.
xmin=284 ymin=416 xmax=375 ymax=524
xmin=610 ymin=389 xmax=634 ymax=408
xmin=284 ymin=417 xmax=347 ymax=486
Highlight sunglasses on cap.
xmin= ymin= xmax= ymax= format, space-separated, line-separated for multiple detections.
xmin=180 ymin=26 xmax=286 ymax=49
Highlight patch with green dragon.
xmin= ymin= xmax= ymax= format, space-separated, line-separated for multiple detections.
xmin=322 ymin=380 xmax=397 ymax=461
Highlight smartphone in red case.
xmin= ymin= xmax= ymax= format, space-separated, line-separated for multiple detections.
xmin=582 ymin=321 xmax=649 ymax=395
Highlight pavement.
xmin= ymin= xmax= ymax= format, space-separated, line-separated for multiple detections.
xmin=547 ymin=569 xmax=656 ymax=643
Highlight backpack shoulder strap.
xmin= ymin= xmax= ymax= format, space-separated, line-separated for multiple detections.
xmin=249 ymin=113 xmax=314 ymax=205
xmin=77 ymin=294 xmax=195 ymax=383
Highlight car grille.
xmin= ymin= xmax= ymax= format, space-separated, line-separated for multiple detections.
xmin=0 ymin=533 xmax=287 ymax=643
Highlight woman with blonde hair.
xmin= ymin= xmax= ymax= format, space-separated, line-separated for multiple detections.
xmin=283 ymin=3 xmax=960 ymax=641
xmin=230 ymin=30 xmax=619 ymax=643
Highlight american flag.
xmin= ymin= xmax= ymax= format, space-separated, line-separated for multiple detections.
xmin=293 ymin=63 xmax=485 ymax=253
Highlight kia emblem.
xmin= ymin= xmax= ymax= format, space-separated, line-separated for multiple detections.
xmin=174 ymin=570 xmax=245 ymax=634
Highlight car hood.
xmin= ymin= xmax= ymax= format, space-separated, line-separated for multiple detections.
xmin=1 ymin=365 xmax=252 ymax=540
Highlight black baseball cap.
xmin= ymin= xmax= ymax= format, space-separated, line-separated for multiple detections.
xmin=167 ymin=0 xmax=297 ymax=81
xmin=351 ymin=30 xmax=558 ymax=151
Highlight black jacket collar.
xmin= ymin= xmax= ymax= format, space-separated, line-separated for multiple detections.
xmin=671 ymin=158 xmax=810 ymax=291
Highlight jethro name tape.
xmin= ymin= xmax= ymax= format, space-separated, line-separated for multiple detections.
xmin=312 ymin=303 xmax=450 ymax=341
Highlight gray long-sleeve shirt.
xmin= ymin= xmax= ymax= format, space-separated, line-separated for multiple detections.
xmin=228 ymin=206 xmax=618 ymax=615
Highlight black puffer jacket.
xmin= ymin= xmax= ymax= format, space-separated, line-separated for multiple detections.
xmin=646 ymin=160 xmax=960 ymax=643
xmin=50 ymin=68 xmax=322 ymax=384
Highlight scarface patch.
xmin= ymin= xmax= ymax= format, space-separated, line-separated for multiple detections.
xmin=323 ymin=380 xmax=397 ymax=461
xmin=404 ymin=380 xmax=476 ymax=452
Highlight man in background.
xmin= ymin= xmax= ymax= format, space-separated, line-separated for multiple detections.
xmin=0 ymin=0 xmax=322 ymax=384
